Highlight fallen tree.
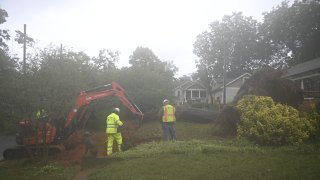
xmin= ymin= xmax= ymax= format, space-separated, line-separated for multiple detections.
xmin=233 ymin=68 xmax=303 ymax=108
xmin=215 ymin=68 xmax=304 ymax=136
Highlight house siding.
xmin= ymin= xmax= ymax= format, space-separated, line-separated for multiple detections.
xmin=226 ymin=87 xmax=240 ymax=103
xmin=212 ymin=73 xmax=251 ymax=104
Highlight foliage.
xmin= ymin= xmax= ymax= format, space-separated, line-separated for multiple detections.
xmin=15 ymin=30 xmax=35 ymax=47
xmin=236 ymin=95 xmax=314 ymax=145
xmin=303 ymin=102 xmax=320 ymax=141
xmin=215 ymin=68 xmax=304 ymax=138
xmin=0 ymin=8 xmax=13 ymax=70
xmin=194 ymin=0 xmax=320 ymax=90
xmin=0 ymin=36 xmax=177 ymax=131
xmin=194 ymin=12 xmax=270 ymax=80
xmin=129 ymin=46 xmax=159 ymax=67
xmin=233 ymin=67 xmax=303 ymax=108
xmin=214 ymin=106 xmax=240 ymax=137
xmin=114 ymin=66 xmax=175 ymax=121
xmin=92 ymin=49 xmax=119 ymax=71
xmin=0 ymin=8 xmax=21 ymax=131
xmin=261 ymin=0 xmax=320 ymax=65
xmin=0 ymin=8 xmax=10 ymax=50
xmin=129 ymin=46 xmax=177 ymax=77
xmin=35 ymin=47 xmax=102 ymax=118
xmin=114 ymin=47 xmax=177 ymax=121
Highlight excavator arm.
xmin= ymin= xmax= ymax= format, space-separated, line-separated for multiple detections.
xmin=63 ymin=81 xmax=143 ymax=131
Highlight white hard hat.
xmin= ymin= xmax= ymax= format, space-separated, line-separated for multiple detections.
xmin=163 ymin=99 xmax=169 ymax=103
xmin=114 ymin=108 xmax=120 ymax=113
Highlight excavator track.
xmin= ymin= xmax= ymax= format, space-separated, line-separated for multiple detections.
xmin=3 ymin=145 xmax=65 ymax=159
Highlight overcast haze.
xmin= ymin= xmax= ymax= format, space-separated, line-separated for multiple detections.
xmin=1 ymin=0 xmax=285 ymax=76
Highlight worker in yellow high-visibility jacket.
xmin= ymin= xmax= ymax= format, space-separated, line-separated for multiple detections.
xmin=160 ymin=99 xmax=177 ymax=141
xmin=106 ymin=108 xmax=123 ymax=156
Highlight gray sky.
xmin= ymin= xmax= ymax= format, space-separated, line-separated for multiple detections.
xmin=1 ymin=0 xmax=285 ymax=77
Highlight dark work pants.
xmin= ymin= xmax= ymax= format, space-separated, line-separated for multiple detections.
xmin=162 ymin=122 xmax=176 ymax=141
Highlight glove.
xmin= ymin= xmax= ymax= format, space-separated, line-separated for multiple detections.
xmin=118 ymin=123 xmax=126 ymax=132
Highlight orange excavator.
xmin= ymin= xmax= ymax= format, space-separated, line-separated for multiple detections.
xmin=3 ymin=81 xmax=143 ymax=159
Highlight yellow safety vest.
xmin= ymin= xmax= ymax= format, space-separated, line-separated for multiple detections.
xmin=106 ymin=113 xmax=123 ymax=134
xmin=162 ymin=104 xmax=176 ymax=122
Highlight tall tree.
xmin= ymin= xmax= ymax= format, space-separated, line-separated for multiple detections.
xmin=114 ymin=47 xmax=178 ymax=121
xmin=36 ymin=47 xmax=98 ymax=118
xmin=0 ymin=8 xmax=9 ymax=51
xmin=0 ymin=8 xmax=13 ymax=70
xmin=129 ymin=46 xmax=160 ymax=67
xmin=0 ymin=8 xmax=21 ymax=130
xmin=129 ymin=46 xmax=177 ymax=76
xmin=193 ymin=12 xmax=273 ymax=102
xmin=92 ymin=49 xmax=119 ymax=71
xmin=261 ymin=0 xmax=320 ymax=65
xmin=194 ymin=12 xmax=270 ymax=81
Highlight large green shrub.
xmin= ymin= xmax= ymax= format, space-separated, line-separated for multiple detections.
xmin=303 ymin=102 xmax=320 ymax=141
xmin=236 ymin=95 xmax=314 ymax=145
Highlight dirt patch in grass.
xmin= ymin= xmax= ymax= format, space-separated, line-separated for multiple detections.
xmin=53 ymin=121 xmax=213 ymax=165
xmin=53 ymin=127 xmax=161 ymax=165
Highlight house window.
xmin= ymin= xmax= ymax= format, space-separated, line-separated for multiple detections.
xmin=192 ymin=90 xmax=200 ymax=98
xmin=304 ymin=78 xmax=314 ymax=91
xmin=186 ymin=89 xmax=207 ymax=100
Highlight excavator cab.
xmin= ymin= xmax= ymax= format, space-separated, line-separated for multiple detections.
xmin=15 ymin=119 xmax=57 ymax=146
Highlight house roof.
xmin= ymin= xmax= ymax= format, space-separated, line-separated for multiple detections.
xmin=225 ymin=73 xmax=251 ymax=86
xmin=174 ymin=81 xmax=192 ymax=90
xmin=185 ymin=81 xmax=206 ymax=90
xmin=212 ymin=73 xmax=251 ymax=92
xmin=174 ymin=80 xmax=206 ymax=90
xmin=282 ymin=57 xmax=320 ymax=78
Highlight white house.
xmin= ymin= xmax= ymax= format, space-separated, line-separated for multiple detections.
xmin=212 ymin=73 xmax=251 ymax=104
xmin=174 ymin=81 xmax=209 ymax=105
xmin=282 ymin=57 xmax=320 ymax=99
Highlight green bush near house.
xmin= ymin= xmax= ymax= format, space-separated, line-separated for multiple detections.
xmin=303 ymin=102 xmax=320 ymax=141
xmin=236 ymin=95 xmax=314 ymax=145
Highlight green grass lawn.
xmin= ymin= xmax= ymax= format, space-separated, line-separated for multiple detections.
xmin=130 ymin=121 xmax=216 ymax=141
xmin=1 ymin=121 xmax=320 ymax=180
xmin=89 ymin=139 xmax=320 ymax=180
xmin=0 ymin=159 xmax=79 ymax=180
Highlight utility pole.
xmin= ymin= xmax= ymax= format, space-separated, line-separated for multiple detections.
xmin=222 ymin=57 xmax=226 ymax=105
xmin=22 ymin=24 xmax=29 ymax=118
xmin=23 ymin=24 xmax=27 ymax=74
xmin=60 ymin=43 xmax=63 ymax=60
xmin=206 ymin=57 xmax=226 ymax=107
